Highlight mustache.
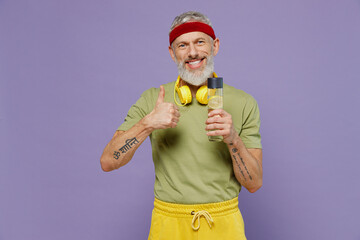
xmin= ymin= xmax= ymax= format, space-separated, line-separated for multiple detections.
xmin=181 ymin=56 xmax=207 ymax=64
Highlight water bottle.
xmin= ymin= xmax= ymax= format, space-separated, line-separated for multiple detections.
xmin=207 ymin=77 xmax=223 ymax=142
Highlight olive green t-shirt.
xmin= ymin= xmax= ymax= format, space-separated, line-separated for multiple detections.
xmin=117 ymin=81 xmax=262 ymax=204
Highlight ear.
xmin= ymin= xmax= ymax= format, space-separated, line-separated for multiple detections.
xmin=168 ymin=45 xmax=176 ymax=62
xmin=212 ymin=38 xmax=220 ymax=57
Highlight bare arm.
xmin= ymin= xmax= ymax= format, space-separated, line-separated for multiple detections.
xmin=205 ymin=109 xmax=263 ymax=192
xmin=100 ymin=121 xmax=151 ymax=172
xmin=100 ymin=86 xmax=180 ymax=172
xmin=227 ymin=140 xmax=263 ymax=193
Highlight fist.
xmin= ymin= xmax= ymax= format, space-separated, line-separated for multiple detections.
xmin=148 ymin=85 xmax=180 ymax=129
xmin=205 ymin=109 xmax=237 ymax=144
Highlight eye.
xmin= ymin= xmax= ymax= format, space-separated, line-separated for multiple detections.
xmin=178 ymin=43 xmax=186 ymax=49
xmin=197 ymin=40 xmax=205 ymax=45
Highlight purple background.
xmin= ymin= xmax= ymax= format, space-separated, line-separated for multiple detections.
xmin=1 ymin=0 xmax=360 ymax=239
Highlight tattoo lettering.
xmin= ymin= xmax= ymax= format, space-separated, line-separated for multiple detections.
xmin=113 ymin=137 xmax=139 ymax=160
xmin=237 ymin=153 xmax=253 ymax=180
xmin=232 ymin=154 xmax=247 ymax=181
xmin=113 ymin=151 xmax=120 ymax=160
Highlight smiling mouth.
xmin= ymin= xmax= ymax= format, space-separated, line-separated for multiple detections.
xmin=185 ymin=57 xmax=205 ymax=69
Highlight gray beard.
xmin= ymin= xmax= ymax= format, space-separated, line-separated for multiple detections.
xmin=176 ymin=54 xmax=214 ymax=86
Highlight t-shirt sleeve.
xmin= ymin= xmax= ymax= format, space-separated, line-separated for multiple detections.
xmin=240 ymin=96 xmax=262 ymax=149
xmin=117 ymin=91 xmax=152 ymax=131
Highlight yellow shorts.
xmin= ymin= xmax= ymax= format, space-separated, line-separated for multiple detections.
xmin=148 ymin=197 xmax=247 ymax=240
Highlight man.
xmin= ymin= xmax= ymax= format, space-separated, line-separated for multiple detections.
xmin=100 ymin=11 xmax=262 ymax=240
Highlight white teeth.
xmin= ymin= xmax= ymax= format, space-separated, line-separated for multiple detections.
xmin=188 ymin=60 xmax=201 ymax=65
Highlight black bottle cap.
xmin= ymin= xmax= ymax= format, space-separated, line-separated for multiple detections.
xmin=207 ymin=77 xmax=223 ymax=88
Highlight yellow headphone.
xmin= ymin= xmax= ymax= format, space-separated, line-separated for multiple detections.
xmin=174 ymin=73 xmax=218 ymax=106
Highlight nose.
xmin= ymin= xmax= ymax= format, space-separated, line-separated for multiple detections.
xmin=187 ymin=43 xmax=199 ymax=59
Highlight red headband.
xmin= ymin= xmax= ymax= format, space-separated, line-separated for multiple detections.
xmin=169 ymin=22 xmax=216 ymax=45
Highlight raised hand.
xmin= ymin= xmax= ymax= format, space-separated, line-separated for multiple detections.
xmin=146 ymin=85 xmax=180 ymax=130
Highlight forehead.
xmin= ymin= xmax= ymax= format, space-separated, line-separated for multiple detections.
xmin=173 ymin=31 xmax=212 ymax=44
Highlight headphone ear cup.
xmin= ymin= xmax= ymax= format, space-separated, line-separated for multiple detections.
xmin=178 ymin=85 xmax=192 ymax=105
xmin=196 ymin=85 xmax=208 ymax=104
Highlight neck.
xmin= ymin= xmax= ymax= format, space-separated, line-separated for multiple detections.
xmin=180 ymin=72 xmax=214 ymax=96
xmin=180 ymin=79 xmax=206 ymax=97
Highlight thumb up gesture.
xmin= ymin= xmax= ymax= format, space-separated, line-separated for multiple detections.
xmin=147 ymin=85 xmax=180 ymax=130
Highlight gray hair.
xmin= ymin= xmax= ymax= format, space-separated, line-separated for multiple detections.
xmin=169 ymin=11 xmax=212 ymax=34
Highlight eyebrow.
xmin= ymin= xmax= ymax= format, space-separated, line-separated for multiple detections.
xmin=176 ymin=38 xmax=207 ymax=46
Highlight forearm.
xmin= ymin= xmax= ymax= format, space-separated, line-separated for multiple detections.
xmin=100 ymin=116 xmax=153 ymax=172
xmin=101 ymin=86 xmax=180 ymax=172
xmin=227 ymin=136 xmax=263 ymax=193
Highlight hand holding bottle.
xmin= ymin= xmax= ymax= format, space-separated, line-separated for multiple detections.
xmin=205 ymin=108 xmax=238 ymax=144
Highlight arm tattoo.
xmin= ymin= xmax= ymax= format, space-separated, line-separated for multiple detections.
xmin=232 ymin=154 xmax=247 ymax=181
xmin=237 ymin=152 xmax=253 ymax=180
xmin=232 ymin=148 xmax=253 ymax=181
xmin=113 ymin=137 xmax=139 ymax=160
xmin=113 ymin=151 xmax=121 ymax=159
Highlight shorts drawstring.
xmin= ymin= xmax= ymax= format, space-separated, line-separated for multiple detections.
xmin=149 ymin=197 xmax=246 ymax=239
xmin=191 ymin=210 xmax=214 ymax=231
xmin=153 ymin=197 xmax=239 ymax=231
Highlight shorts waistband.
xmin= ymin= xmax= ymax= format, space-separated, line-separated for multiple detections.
xmin=153 ymin=197 xmax=239 ymax=217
